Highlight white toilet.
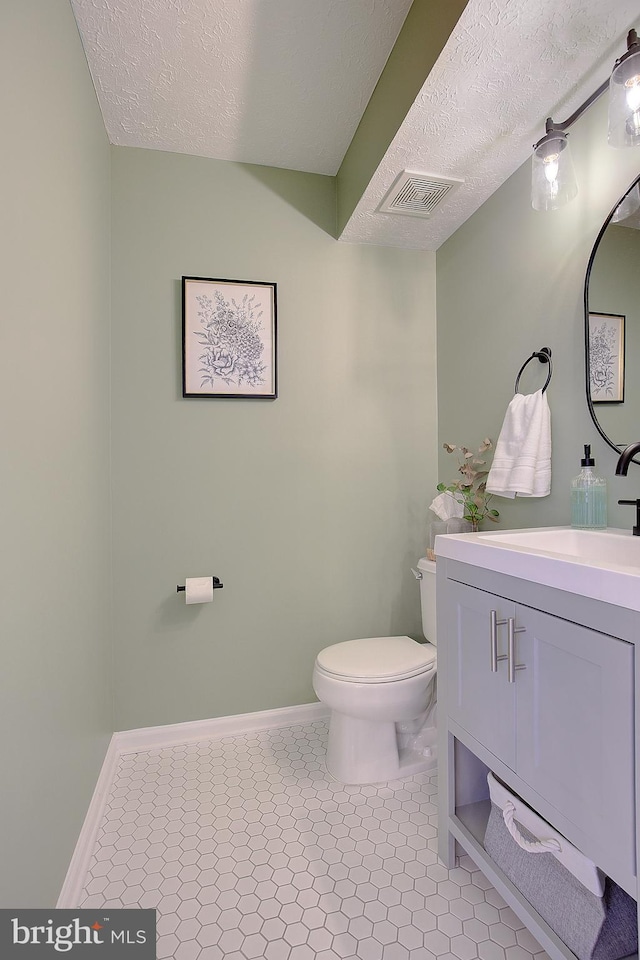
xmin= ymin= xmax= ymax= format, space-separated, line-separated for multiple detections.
xmin=312 ymin=557 xmax=437 ymax=785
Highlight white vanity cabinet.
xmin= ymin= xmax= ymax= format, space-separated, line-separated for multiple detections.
xmin=437 ymin=555 xmax=638 ymax=960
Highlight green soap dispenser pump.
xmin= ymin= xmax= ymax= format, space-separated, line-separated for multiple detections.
xmin=571 ymin=444 xmax=607 ymax=529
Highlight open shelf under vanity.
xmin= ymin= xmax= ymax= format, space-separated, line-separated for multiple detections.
xmin=448 ymin=778 xmax=637 ymax=960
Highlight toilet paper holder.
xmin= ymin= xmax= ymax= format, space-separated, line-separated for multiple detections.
xmin=177 ymin=577 xmax=223 ymax=593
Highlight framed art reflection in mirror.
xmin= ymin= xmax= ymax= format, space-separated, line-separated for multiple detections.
xmin=588 ymin=312 xmax=625 ymax=403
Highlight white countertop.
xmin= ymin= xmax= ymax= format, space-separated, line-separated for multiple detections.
xmin=435 ymin=526 xmax=640 ymax=613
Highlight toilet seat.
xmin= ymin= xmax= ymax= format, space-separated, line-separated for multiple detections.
xmin=316 ymin=636 xmax=436 ymax=683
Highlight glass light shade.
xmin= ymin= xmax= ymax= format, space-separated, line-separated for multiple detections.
xmin=531 ymin=133 xmax=578 ymax=211
xmin=608 ymin=46 xmax=640 ymax=147
xmin=611 ymin=182 xmax=640 ymax=222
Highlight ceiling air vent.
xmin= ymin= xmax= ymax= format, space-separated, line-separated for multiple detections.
xmin=379 ymin=171 xmax=464 ymax=218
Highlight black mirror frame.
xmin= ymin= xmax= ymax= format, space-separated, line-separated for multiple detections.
xmin=584 ymin=172 xmax=640 ymax=465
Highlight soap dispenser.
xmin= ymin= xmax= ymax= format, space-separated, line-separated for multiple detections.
xmin=571 ymin=444 xmax=607 ymax=529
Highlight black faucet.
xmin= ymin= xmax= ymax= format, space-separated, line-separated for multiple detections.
xmin=616 ymin=443 xmax=640 ymax=535
xmin=615 ymin=441 xmax=640 ymax=475
xmin=618 ymin=500 xmax=640 ymax=536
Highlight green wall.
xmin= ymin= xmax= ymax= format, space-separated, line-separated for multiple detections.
xmin=110 ymin=148 xmax=437 ymax=731
xmin=587 ymin=224 xmax=640 ymax=448
xmin=436 ymin=95 xmax=640 ymax=530
xmin=0 ymin=0 xmax=112 ymax=905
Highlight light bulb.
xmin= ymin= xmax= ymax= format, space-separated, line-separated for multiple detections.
xmin=543 ymin=155 xmax=559 ymax=184
xmin=625 ymin=75 xmax=640 ymax=111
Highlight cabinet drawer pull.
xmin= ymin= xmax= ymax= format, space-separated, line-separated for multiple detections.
xmin=489 ymin=610 xmax=508 ymax=672
xmin=507 ymin=617 xmax=527 ymax=683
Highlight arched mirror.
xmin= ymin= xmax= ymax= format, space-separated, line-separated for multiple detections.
xmin=585 ymin=173 xmax=640 ymax=464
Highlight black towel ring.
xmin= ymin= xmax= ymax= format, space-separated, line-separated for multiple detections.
xmin=514 ymin=347 xmax=552 ymax=395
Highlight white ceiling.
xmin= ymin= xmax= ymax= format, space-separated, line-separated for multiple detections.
xmin=341 ymin=0 xmax=640 ymax=250
xmin=71 ymin=0 xmax=640 ymax=250
xmin=69 ymin=0 xmax=413 ymax=176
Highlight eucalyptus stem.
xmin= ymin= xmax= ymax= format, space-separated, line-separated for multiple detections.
xmin=437 ymin=438 xmax=500 ymax=529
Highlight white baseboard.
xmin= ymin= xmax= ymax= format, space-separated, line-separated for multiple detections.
xmin=56 ymin=734 xmax=120 ymax=909
xmin=114 ymin=701 xmax=329 ymax=755
xmin=57 ymin=702 xmax=329 ymax=907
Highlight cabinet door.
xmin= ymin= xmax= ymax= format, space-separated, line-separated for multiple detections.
xmin=515 ymin=605 xmax=635 ymax=882
xmin=447 ymin=582 xmax=516 ymax=767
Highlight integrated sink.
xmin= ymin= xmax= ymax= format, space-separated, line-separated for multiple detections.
xmin=435 ymin=526 xmax=640 ymax=612
xmin=479 ymin=527 xmax=640 ymax=568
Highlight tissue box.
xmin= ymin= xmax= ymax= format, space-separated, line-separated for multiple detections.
xmin=483 ymin=773 xmax=637 ymax=960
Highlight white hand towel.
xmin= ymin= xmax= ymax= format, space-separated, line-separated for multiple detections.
xmin=486 ymin=389 xmax=551 ymax=498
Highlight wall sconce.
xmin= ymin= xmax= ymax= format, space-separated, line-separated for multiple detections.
xmin=532 ymin=28 xmax=640 ymax=211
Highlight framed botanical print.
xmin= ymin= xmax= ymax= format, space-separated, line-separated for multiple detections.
xmin=182 ymin=276 xmax=277 ymax=399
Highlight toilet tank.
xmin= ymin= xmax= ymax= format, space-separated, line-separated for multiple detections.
xmin=417 ymin=557 xmax=437 ymax=645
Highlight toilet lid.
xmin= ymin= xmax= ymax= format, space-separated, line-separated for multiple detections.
xmin=316 ymin=636 xmax=436 ymax=683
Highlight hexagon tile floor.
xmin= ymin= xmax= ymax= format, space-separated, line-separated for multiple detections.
xmin=79 ymin=719 xmax=549 ymax=960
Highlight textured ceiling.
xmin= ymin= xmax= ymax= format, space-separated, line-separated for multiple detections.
xmin=340 ymin=0 xmax=640 ymax=249
xmin=71 ymin=0 xmax=640 ymax=250
xmin=69 ymin=0 xmax=413 ymax=176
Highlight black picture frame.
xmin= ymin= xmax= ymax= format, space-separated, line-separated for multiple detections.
xmin=182 ymin=276 xmax=277 ymax=399
xmin=588 ymin=312 xmax=625 ymax=404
